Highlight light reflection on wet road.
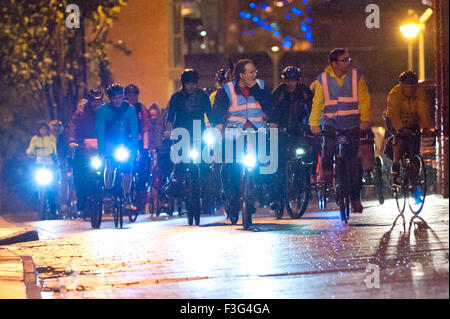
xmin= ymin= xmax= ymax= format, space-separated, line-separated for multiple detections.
xmin=5 ymin=195 xmax=449 ymax=299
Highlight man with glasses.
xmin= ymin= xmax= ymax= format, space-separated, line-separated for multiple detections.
xmin=213 ymin=59 xmax=273 ymax=221
xmin=213 ymin=59 xmax=272 ymax=131
xmin=309 ymin=48 xmax=371 ymax=214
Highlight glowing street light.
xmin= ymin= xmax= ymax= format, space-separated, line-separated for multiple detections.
xmin=400 ymin=22 xmax=420 ymax=39
xmin=400 ymin=8 xmax=433 ymax=81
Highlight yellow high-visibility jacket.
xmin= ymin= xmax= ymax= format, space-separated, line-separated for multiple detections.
xmin=385 ymin=84 xmax=431 ymax=131
xmin=309 ymin=65 xmax=370 ymax=127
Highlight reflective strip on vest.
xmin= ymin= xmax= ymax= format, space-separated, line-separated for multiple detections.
xmin=225 ymin=80 xmax=265 ymax=128
xmin=322 ymin=68 xmax=358 ymax=106
xmin=323 ymin=109 xmax=360 ymax=118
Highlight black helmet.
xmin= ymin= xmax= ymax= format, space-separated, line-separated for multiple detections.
xmin=124 ymin=84 xmax=140 ymax=95
xmin=87 ymin=89 xmax=104 ymax=102
xmin=214 ymin=68 xmax=228 ymax=83
xmin=399 ymin=71 xmax=418 ymax=85
xmin=281 ymin=66 xmax=302 ymax=81
xmin=106 ymin=83 xmax=124 ymax=97
xmin=181 ymin=69 xmax=199 ymax=85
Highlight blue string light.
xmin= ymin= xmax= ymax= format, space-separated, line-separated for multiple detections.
xmin=240 ymin=2 xmax=314 ymax=48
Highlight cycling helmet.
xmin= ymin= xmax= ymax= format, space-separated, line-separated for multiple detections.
xmin=281 ymin=66 xmax=302 ymax=81
xmin=87 ymin=88 xmax=103 ymax=102
xmin=399 ymin=71 xmax=418 ymax=84
xmin=106 ymin=83 xmax=124 ymax=97
xmin=181 ymin=69 xmax=199 ymax=85
xmin=124 ymin=84 xmax=140 ymax=95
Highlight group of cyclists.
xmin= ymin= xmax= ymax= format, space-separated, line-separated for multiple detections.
xmin=26 ymin=47 xmax=434 ymax=226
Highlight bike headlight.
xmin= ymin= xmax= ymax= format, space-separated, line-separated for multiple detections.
xmin=243 ymin=154 xmax=256 ymax=168
xmin=35 ymin=168 xmax=53 ymax=186
xmin=90 ymin=156 xmax=102 ymax=170
xmin=113 ymin=146 xmax=130 ymax=163
xmin=295 ymin=147 xmax=305 ymax=157
xmin=203 ymin=132 xmax=215 ymax=146
xmin=190 ymin=149 xmax=200 ymax=161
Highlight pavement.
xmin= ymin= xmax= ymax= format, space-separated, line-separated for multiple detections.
xmin=0 ymin=216 xmax=40 ymax=299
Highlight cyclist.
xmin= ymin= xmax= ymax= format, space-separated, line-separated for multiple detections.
xmin=166 ymin=69 xmax=213 ymax=136
xmin=68 ymin=89 xmax=104 ymax=215
xmin=96 ymin=83 xmax=139 ymax=208
xmin=271 ymin=66 xmax=315 ymax=208
xmin=213 ymin=59 xmax=272 ymax=130
xmin=385 ymin=71 xmax=433 ymax=184
xmin=125 ymin=84 xmax=150 ymax=213
xmin=26 ymin=121 xmax=58 ymax=215
xmin=272 ymin=66 xmax=313 ymax=130
xmin=27 ymin=121 xmax=58 ymax=165
xmin=212 ymin=59 xmax=273 ymax=221
xmin=309 ymin=48 xmax=371 ymax=214
xmin=165 ymin=69 xmax=213 ymax=222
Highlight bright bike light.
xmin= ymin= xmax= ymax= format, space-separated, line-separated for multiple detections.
xmin=114 ymin=146 xmax=130 ymax=163
xmin=295 ymin=147 xmax=305 ymax=157
xmin=190 ymin=149 xmax=199 ymax=160
xmin=243 ymin=154 xmax=256 ymax=168
xmin=35 ymin=168 xmax=53 ymax=186
xmin=203 ymin=133 xmax=215 ymax=146
xmin=90 ymin=156 xmax=102 ymax=170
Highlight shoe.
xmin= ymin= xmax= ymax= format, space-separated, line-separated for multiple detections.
xmin=351 ymin=198 xmax=363 ymax=214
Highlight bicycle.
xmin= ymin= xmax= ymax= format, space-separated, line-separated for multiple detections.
xmin=30 ymin=152 xmax=59 ymax=220
xmin=272 ymin=126 xmax=315 ymax=219
xmin=102 ymin=145 xmax=137 ymax=228
xmin=389 ymin=130 xmax=427 ymax=215
xmin=34 ymin=165 xmax=58 ymax=220
xmin=221 ymin=125 xmax=268 ymax=229
xmin=317 ymin=128 xmax=361 ymax=224
xmin=160 ymin=137 xmax=205 ymax=225
xmin=86 ymin=154 xmax=104 ymax=228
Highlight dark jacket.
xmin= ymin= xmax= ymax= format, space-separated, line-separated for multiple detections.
xmin=166 ymin=87 xmax=213 ymax=132
xmin=68 ymin=104 xmax=96 ymax=146
xmin=271 ymin=83 xmax=313 ymax=129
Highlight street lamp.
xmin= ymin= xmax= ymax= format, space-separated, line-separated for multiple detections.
xmin=269 ymin=46 xmax=282 ymax=87
xmin=400 ymin=8 xmax=433 ymax=81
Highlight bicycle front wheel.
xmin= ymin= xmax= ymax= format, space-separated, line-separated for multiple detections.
xmin=90 ymin=197 xmax=103 ymax=229
xmin=241 ymin=200 xmax=252 ymax=230
xmin=408 ymin=154 xmax=427 ymax=215
xmin=393 ymin=184 xmax=406 ymax=214
xmin=285 ymin=165 xmax=311 ymax=219
xmin=38 ymin=188 xmax=48 ymax=220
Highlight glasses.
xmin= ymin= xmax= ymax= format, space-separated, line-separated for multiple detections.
xmin=246 ymin=69 xmax=258 ymax=75
xmin=337 ymin=57 xmax=352 ymax=63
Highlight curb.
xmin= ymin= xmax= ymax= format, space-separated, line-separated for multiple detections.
xmin=21 ymin=256 xmax=41 ymax=299
xmin=0 ymin=216 xmax=40 ymax=246
xmin=0 ymin=229 xmax=40 ymax=246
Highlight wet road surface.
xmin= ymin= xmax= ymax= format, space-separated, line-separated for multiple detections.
xmin=2 ymin=195 xmax=448 ymax=299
